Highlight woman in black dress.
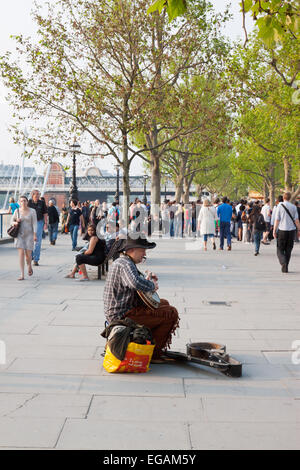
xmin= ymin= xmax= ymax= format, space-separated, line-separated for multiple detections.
xmin=65 ymin=224 xmax=106 ymax=281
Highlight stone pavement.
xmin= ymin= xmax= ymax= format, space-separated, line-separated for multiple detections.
xmin=0 ymin=234 xmax=300 ymax=450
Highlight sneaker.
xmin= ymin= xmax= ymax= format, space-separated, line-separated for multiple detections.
xmin=254 ymin=252 xmax=259 ymax=256
xmin=33 ymin=261 xmax=39 ymax=266
xmin=227 ymin=246 xmax=231 ymax=251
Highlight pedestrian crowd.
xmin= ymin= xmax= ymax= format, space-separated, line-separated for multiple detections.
xmin=8 ymin=190 xmax=300 ymax=280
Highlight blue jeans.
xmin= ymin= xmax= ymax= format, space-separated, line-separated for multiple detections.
xmin=48 ymin=222 xmax=58 ymax=243
xmin=219 ymin=221 xmax=231 ymax=249
xmin=33 ymin=219 xmax=44 ymax=262
xmin=254 ymin=231 xmax=263 ymax=253
xmin=170 ymin=219 xmax=174 ymax=237
xmin=203 ymin=233 xmax=214 ymax=242
xmin=69 ymin=224 xmax=79 ymax=250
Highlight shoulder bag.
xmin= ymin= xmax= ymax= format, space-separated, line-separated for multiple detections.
xmin=7 ymin=209 xmax=21 ymax=238
xmin=281 ymin=204 xmax=297 ymax=229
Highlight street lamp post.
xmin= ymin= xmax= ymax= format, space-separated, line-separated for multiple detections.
xmin=69 ymin=140 xmax=81 ymax=201
xmin=143 ymin=174 xmax=148 ymax=205
xmin=19 ymin=127 xmax=29 ymax=196
xmin=114 ymin=164 xmax=120 ymax=204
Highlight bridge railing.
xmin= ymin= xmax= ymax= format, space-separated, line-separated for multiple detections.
xmin=0 ymin=213 xmax=11 ymax=240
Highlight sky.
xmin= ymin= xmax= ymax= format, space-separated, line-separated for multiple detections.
xmin=0 ymin=0 xmax=254 ymax=176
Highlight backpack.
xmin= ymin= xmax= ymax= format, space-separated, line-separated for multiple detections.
xmin=254 ymin=214 xmax=266 ymax=232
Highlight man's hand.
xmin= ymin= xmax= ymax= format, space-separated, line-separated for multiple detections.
xmin=145 ymin=270 xmax=158 ymax=282
xmin=152 ymin=279 xmax=159 ymax=291
xmin=273 ymin=230 xmax=277 ymax=239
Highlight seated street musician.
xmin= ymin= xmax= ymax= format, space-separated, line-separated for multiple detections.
xmin=103 ymin=236 xmax=179 ymax=363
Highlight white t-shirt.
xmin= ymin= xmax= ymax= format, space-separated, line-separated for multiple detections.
xmin=261 ymin=204 xmax=271 ymax=223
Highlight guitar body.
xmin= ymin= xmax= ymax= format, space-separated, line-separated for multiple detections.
xmin=137 ymin=271 xmax=161 ymax=310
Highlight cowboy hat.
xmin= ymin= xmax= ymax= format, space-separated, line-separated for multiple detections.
xmin=118 ymin=235 xmax=156 ymax=252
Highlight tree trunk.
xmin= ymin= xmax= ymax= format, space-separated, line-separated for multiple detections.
xmin=151 ymin=153 xmax=161 ymax=216
xmin=262 ymin=180 xmax=268 ymax=201
xmin=145 ymin=124 xmax=161 ymax=217
xmin=283 ymin=156 xmax=292 ymax=191
xmin=175 ymin=176 xmax=183 ymax=202
xmin=267 ymin=164 xmax=276 ymax=208
xmin=182 ymin=176 xmax=190 ymax=204
xmin=121 ymin=135 xmax=130 ymax=226
xmin=195 ymin=183 xmax=204 ymax=200
xmin=182 ymin=173 xmax=195 ymax=204
xmin=291 ymin=168 xmax=300 ymax=202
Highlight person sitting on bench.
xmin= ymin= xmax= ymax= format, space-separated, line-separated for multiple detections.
xmin=65 ymin=224 xmax=106 ymax=281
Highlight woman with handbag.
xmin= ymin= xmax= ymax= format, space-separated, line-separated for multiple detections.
xmin=11 ymin=195 xmax=37 ymax=280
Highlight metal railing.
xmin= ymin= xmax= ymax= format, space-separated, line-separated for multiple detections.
xmin=0 ymin=213 xmax=11 ymax=240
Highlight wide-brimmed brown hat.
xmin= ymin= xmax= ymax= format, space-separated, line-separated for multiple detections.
xmin=118 ymin=235 xmax=156 ymax=252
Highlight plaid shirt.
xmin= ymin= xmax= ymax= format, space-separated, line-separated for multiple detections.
xmin=103 ymin=255 xmax=155 ymax=324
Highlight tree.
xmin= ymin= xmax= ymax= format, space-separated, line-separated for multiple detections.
xmin=0 ymin=0 xmax=206 ymax=219
xmin=137 ymin=1 xmax=231 ymax=212
xmin=148 ymin=0 xmax=300 ymax=45
xmin=226 ymin=32 xmax=300 ymax=204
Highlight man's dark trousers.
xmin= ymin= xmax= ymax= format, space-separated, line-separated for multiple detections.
xmin=220 ymin=221 xmax=231 ymax=249
xmin=277 ymin=229 xmax=295 ymax=268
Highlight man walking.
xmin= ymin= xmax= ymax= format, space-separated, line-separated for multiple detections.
xmin=28 ymin=189 xmax=48 ymax=266
xmin=217 ymin=196 xmax=233 ymax=250
xmin=47 ymin=199 xmax=59 ymax=245
xmin=273 ymin=192 xmax=300 ymax=273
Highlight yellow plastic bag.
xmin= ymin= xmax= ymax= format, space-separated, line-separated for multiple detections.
xmin=103 ymin=342 xmax=155 ymax=373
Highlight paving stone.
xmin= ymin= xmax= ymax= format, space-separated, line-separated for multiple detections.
xmin=56 ymin=419 xmax=191 ymax=450
xmin=202 ymin=397 xmax=300 ymax=422
xmin=283 ymin=379 xmax=300 ymax=398
xmin=2 ymin=345 xmax=97 ymax=360
xmin=184 ymin=378 xmax=291 ymax=398
xmin=189 ymin=422 xmax=300 ymax=450
xmin=79 ymin=375 xmax=185 ymax=397
xmin=87 ymin=396 xmax=204 ymax=422
xmin=7 ymin=393 xmax=92 ymax=419
xmin=263 ymin=351 xmax=300 ymax=365
xmin=0 ymin=373 xmax=82 ymax=394
xmin=7 ymin=358 xmax=101 ymax=376
xmin=0 ymin=417 xmax=65 ymax=448
xmin=0 ymin=236 xmax=299 ymax=449
xmin=50 ymin=312 xmax=102 ymax=327
xmin=0 ymin=393 xmax=36 ymax=417
xmin=239 ymin=364 xmax=293 ymax=380
xmin=28 ymin=325 xmax=103 ymax=347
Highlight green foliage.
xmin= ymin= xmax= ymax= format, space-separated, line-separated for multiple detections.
xmin=241 ymin=0 xmax=300 ymax=46
xmin=147 ymin=0 xmax=299 ymax=45
xmin=147 ymin=0 xmax=187 ymax=21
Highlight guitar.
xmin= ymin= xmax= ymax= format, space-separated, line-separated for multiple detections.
xmin=137 ymin=271 xmax=160 ymax=310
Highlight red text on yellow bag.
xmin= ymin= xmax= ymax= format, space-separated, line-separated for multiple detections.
xmin=103 ymin=342 xmax=155 ymax=373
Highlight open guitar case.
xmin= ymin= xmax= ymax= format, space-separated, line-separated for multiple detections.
xmin=164 ymin=342 xmax=242 ymax=377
